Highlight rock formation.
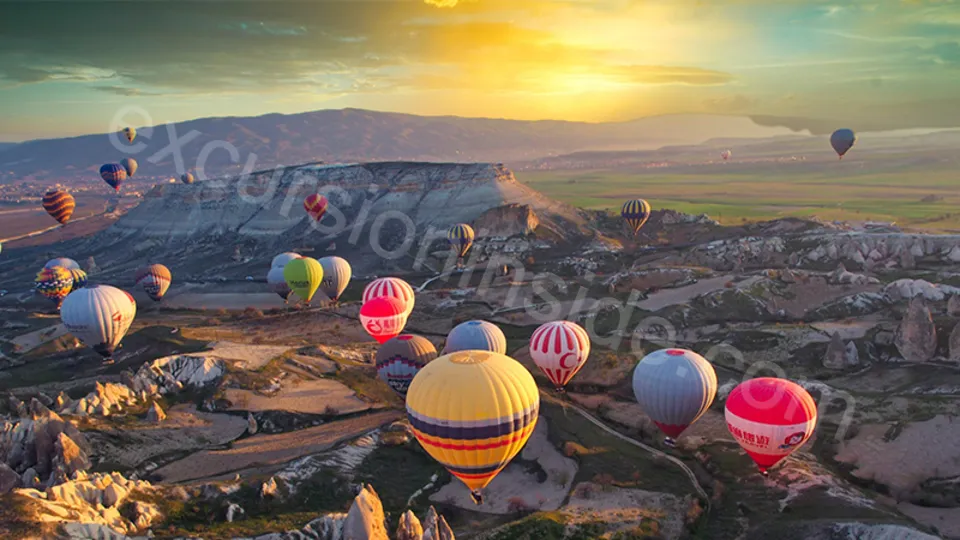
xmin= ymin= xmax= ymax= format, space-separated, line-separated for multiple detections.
xmin=342 ymin=484 xmax=388 ymax=540
xmin=472 ymin=204 xmax=539 ymax=238
xmin=823 ymin=332 xmax=849 ymax=369
xmin=421 ymin=506 xmax=455 ymax=540
xmin=0 ymin=399 xmax=91 ymax=488
xmin=101 ymin=162 xmax=588 ymax=274
xmin=950 ymin=295 xmax=960 ymax=317
xmin=396 ymin=510 xmax=424 ymax=540
xmin=950 ymin=323 xmax=960 ymax=362
xmin=895 ymin=296 xmax=937 ymax=362
xmin=146 ymin=402 xmax=166 ymax=423
xmin=13 ymin=472 xmax=159 ymax=535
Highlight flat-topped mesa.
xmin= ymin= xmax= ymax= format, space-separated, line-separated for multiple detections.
xmin=111 ymin=162 xmax=584 ymax=243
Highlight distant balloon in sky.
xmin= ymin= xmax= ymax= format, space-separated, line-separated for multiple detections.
xmin=443 ymin=320 xmax=506 ymax=355
xmin=304 ymin=194 xmax=328 ymax=222
xmin=122 ymin=127 xmax=136 ymax=143
xmin=632 ymin=348 xmax=717 ymax=446
xmin=267 ymin=266 xmax=291 ymax=301
xmin=621 ymin=199 xmax=651 ymax=236
xmin=363 ymin=277 xmax=415 ymax=317
xmin=120 ymin=158 xmax=138 ymax=177
xmin=375 ymin=334 xmax=437 ymax=397
xmin=181 ymin=172 xmax=195 ymax=185
xmin=42 ymin=190 xmax=75 ymax=225
xmin=447 ymin=223 xmax=475 ymax=265
xmin=317 ymin=256 xmax=351 ymax=302
xmin=61 ymin=284 xmax=136 ymax=360
xmin=529 ymin=320 xmax=591 ymax=392
xmin=35 ymin=267 xmax=73 ymax=310
xmin=721 ymin=150 xmax=732 ymax=161
xmin=139 ymin=264 xmax=172 ymax=301
xmin=100 ymin=163 xmax=127 ymax=191
xmin=271 ymin=252 xmax=302 ymax=270
xmin=830 ymin=129 xmax=857 ymax=159
xmin=284 ymin=257 xmax=323 ymax=304
xmin=725 ymin=377 xmax=817 ymax=475
xmin=360 ymin=296 xmax=408 ymax=344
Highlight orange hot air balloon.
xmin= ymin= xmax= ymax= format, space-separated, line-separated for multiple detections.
xmin=42 ymin=190 xmax=75 ymax=225
xmin=725 ymin=377 xmax=817 ymax=475
xmin=139 ymin=264 xmax=172 ymax=301
xmin=304 ymin=194 xmax=328 ymax=222
xmin=360 ymin=296 xmax=408 ymax=344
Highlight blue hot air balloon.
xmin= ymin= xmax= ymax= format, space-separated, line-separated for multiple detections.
xmin=830 ymin=129 xmax=857 ymax=159
xmin=100 ymin=163 xmax=127 ymax=191
xmin=443 ymin=320 xmax=507 ymax=355
xmin=632 ymin=348 xmax=717 ymax=447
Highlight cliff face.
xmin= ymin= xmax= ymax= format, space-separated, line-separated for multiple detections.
xmin=83 ymin=162 xmax=588 ymax=275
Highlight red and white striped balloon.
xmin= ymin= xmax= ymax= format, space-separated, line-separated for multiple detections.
xmin=529 ymin=320 xmax=591 ymax=391
xmin=363 ymin=277 xmax=415 ymax=316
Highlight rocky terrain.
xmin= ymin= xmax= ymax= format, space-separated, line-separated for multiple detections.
xmin=0 ymin=159 xmax=958 ymax=539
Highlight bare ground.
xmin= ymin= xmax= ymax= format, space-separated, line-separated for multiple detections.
xmin=151 ymin=410 xmax=401 ymax=483
xmin=225 ymin=379 xmax=379 ymax=415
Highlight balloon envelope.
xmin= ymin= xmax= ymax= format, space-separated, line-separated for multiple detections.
xmin=725 ymin=377 xmax=817 ymax=473
xmin=318 ymin=256 xmax=351 ymax=302
xmin=120 ymin=158 xmax=138 ymax=177
xmin=529 ymin=321 xmax=591 ymax=390
xmin=360 ymin=296 xmax=408 ymax=344
xmin=68 ymin=268 xmax=88 ymax=293
xmin=830 ymin=129 xmax=857 ymax=158
xmin=375 ymin=334 xmax=437 ymax=396
xmin=61 ymin=285 xmax=136 ymax=358
xmin=140 ymin=264 xmax=171 ymax=301
xmin=42 ymin=190 xmax=75 ymax=225
xmin=284 ymin=257 xmax=323 ymax=303
xmin=122 ymin=127 xmax=136 ymax=143
xmin=266 ymin=266 xmax=291 ymax=300
xmin=35 ymin=267 xmax=73 ymax=309
xmin=632 ymin=348 xmax=717 ymax=442
xmin=45 ymin=258 xmax=80 ymax=271
xmin=271 ymin=252 xmax=301 ymax=269
xmin=444 ymin=320 xmax=506 ymax=355
xmin=363 ymin=277 xmax=415 ymax=316
xmin=304 ymin=194 xmax=328 ymax=222
xmin=406 ymin=349 xmax=540 ymax=503
xmin=181 ymin=173 xmax=195 ymax=185
xmin=99 ymin=164 xmax=127 ymax=191
xmin=621 ymin=199 xmax=651 ymax=235
xmin=447 ymin=223 xmax=475 ymax=258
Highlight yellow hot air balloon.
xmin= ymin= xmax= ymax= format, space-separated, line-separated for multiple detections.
xmin=283 ymin=257 xmax=323 ymax=303
xmin=406 ymin=350 xmax=540 ymax=505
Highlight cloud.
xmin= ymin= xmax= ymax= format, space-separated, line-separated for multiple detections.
xmin=424 ymin=0 xmax=460 ymax=6
xmin=615 ymin=65 xmax=734 ymax=85
xmin=92 ymin=85 xmax=162 ymax=97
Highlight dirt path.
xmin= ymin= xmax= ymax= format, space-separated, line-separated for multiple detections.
xmin=540 ymin=392 xmax=711 ymax=513
xmin=152 ymin=410 xmax=401 ymax=484
xmin=635 ymin=276 xmax=733 ymax=311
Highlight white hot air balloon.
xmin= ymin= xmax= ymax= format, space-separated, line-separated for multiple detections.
xmin=272 ymin=252 xmax=302 ymax=269
xmin=60 ymin=285 xmax=137 ymax=361
xmin=529 ymin=320 xmax=591 ymax=392
xmin=267 ymin=266 xmax=292 ymax=301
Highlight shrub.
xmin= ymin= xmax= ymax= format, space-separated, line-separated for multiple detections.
xmin=506 ymin=496 xmax=531 ymax=515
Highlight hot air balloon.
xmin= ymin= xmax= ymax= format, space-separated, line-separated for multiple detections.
xmin=721 ymin=150 xmax=732 ymax=161
xmin=122 ymin=127 xmax=136 ymax=143
xmin=621 ymin=199 xmax=651 ymax=236
xmin=120 ymin=158 xmax=138 ymax=177
xmin=61 ymin=284 xmax=136 ymax=361
xmin=68 ymin=268 xmax=88 ymax=293
xmin=447 ymin=223 xmax=475 ymax=268
xmin=725 ymin=377 xmax=817 ymax=475
xmin=318 ymin=256 xmax=351 ymax=302
xmin=100 ymin=164 xmax=127 ymax=191
xmin=529 ymin=321 xmax=591 ymax=392
xmin=42 ymin=190 xmax=75 ymax=225
xmin=181 ymin=173 xmax=195 ymax=185
xmin=304 ymin=194 xmax=328 ymax=222
xmin=632 ymin=348 xmax=717 ymax=447
xmin=271 ymin=252 xmax=302 ymax=269
xmin=35 ymin=267 xmax=73 ymax=309
xmin=406 ymin=349 xmax=540 ymax=505
xmin=363 ymin=277 xmax=415 ymax=317
xmin=375 ymin=334 xmax=438 ymax=396
xmin=267 ymin=266 xmax=292 ymax=301
xmin=830 ymin=129 xmax=857 ymax=159
xmin=45 ymin=258 xmax=80 ymax=271
xmin=360 ymin=296 xmax=408 ymax=344
xmin=139 ymin=264 xmax=171 ymax=301
xmin=284 ymin=257 xmax=323 ymax=304
xmin=444 ymin=320 xmax=506 ymax=355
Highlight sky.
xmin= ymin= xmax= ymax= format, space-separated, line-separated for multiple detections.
xmin=1 ymin=0 xmax=960 ymax=141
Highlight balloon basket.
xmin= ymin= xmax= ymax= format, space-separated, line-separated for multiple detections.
xmin=663 ymin=437 xmax=677 ymax=448
xmin=469 ymin=490 xmax=483 ymax=505
xmin=102 ymin=358 xmax=115 ymax=366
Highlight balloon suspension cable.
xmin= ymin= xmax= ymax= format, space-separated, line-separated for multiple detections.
xmin=663 ymin=437 xmax=677 ymax=448
xmin=469 ymin=490 xmax=483 ymax=505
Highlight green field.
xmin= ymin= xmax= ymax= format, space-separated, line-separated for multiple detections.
xmin=518 ymin=166 xmax=960 ymax=231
